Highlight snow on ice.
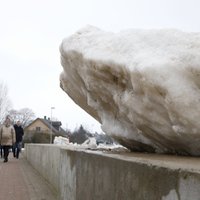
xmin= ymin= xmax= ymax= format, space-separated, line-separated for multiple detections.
xmin=53 ymin=136 xmax=126 ymax=151
xmin=59 ymin=25 xmax=200 ymax=156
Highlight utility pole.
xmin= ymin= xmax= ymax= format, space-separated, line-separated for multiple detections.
xmin=50 ymin=107 xmax=55 ymax=143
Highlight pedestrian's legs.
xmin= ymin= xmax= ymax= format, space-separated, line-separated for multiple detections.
xmin=3 ymin=146 xmax=10 ymax=162
xmin=13 ymin=143 xmax=16 ymax=157
xmin=0 ymin=146 xmax=3 ymax=158
xmin=16 ymin=142 xmax=22 ymax=159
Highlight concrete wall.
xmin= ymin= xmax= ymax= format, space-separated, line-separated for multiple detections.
xmin=24 ymin=144 xmax=61 ymax=192
xmin=25 ymin=144 xmax=200 ymax=200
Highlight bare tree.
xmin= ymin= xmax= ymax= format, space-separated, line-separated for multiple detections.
xmin=0 ymin=82 xmax=12 ymax=124
xmin=8 ymin=108 xmax=36 ymax=127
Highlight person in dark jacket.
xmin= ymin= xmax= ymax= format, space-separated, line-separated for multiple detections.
xmin=13 ymin=120 xmax=24 ymax=159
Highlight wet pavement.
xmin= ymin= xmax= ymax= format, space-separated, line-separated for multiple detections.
xmin=0 ymin=153 xmax=58 ymax=200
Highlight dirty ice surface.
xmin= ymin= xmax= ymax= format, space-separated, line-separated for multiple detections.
xmin=60 ymin=25 xmax=200 ymax=156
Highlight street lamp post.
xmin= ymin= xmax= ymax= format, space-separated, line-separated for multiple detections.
xmin=50 ymin=107 xmax=55 ymax=144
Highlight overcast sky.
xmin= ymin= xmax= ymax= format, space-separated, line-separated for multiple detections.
xmin=0 ymin=0 xmax=199 ymax=132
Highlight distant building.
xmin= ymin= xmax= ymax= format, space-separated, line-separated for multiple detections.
xmin=24 ymin=116 xmax=66 ymax=135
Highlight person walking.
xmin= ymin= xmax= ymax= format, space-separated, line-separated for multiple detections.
xmin=13 ymin=120 xmax=24 ymax=159
xmin=0 ymin=116 xmax=16 ymax=162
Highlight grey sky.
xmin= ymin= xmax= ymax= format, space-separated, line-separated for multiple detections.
xmin=0 ymin=0 xmax=199 ymax=131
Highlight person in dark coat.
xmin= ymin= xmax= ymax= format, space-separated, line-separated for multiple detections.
xmin=13 ymin=120 xmax=24 ymax=159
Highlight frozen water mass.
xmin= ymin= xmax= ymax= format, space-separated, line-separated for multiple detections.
xmin=60 ymin=25 xmax=200 ymax=156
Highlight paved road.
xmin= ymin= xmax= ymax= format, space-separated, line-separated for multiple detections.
xmin=0 ymin=153 xmax=58 ymax=200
